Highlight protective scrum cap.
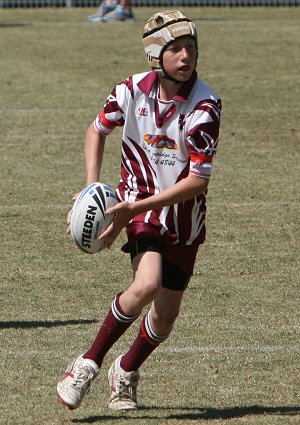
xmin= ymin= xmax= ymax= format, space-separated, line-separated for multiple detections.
xmin=142 ymin=10 xmax=198 ymax=71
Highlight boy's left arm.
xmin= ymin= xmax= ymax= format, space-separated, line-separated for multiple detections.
xmin=101 ymin=173 xmax=208 ymax=248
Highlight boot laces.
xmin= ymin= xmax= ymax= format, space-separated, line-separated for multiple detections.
xmin=72 ymin=366 xmax=92 ymax=391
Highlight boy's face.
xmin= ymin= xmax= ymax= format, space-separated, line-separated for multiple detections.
xmin=162 ymin=36 xmax=197 ymax=82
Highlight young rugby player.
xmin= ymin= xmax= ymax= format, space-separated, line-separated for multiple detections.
xmin=57 ymin=10 xmax=221 ymax=411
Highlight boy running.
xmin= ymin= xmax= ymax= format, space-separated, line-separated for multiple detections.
xmin=57 ymin=9 xmax=221 ymax=411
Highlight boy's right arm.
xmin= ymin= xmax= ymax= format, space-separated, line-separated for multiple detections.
xmin=85 ymin=123 xmax=107 ymax=185
xmin=66 ymin=123 xmax=106 ymax=234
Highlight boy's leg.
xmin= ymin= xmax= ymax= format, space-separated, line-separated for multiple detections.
xmin=108 ymin=288 xmax=184 ymax=410
xmin=83 ymin=292 xmax=140 ymax=367
xmin=108 ymin=250 xmax=186 ymax=410
xmin=121 ymin=287 xmax=184 ymax=372
xmin=118 ymin=250 xmax=163 ymax=315
xmin=120 ymin=249 xmax=187 ymax=372
xmin=57 ymin=250 xmax=163 ymax=410
xmin=84 ymin=250 xmax=163 ymax=365
xmin=57 ymin=292 xmax=141 ymax=409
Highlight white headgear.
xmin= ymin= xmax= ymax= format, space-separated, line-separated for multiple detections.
xmin=142 ymin=10 xmax=198 ymax=74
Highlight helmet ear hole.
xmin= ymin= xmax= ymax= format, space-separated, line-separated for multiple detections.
xmin=155 ymin=16 xmax=164 ymax=26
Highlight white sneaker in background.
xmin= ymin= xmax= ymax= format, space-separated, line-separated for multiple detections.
xmin=101 ymin=5 xmax=134 ymax=23
xmin=88 ymin=0 xmax=120 ymax=23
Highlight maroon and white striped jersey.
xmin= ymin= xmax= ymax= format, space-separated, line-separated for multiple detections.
xmin=94 ymin=70 xmax=221 ymax=250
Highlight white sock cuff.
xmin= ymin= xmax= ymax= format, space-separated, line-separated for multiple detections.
xmin=111 ymin=295 xmax=140 ymax=323
xmin=144 ymin=311 xmax=170 ymax=343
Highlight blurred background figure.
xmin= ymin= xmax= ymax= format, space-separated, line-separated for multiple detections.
xmin=88 ymin=0 xmax=134 ymax=23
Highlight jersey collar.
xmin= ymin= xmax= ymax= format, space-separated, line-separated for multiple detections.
xmin=138 ymin=70 xmax=198 ymax=103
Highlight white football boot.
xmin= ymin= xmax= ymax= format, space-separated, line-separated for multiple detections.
xmin=108 ymin=355 xmax=140 ymax=410
xmin=57 ymin=355 xmax=99 ymax=410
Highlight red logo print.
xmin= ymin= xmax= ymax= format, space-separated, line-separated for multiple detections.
xmin=144 ymin=134 xmax=178 ymax=150
xmin=138 ymin=107 xmax=149 ymax=116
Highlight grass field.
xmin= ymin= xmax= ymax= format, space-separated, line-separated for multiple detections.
xmin=0 ymin=6 xmax=299 ymax=425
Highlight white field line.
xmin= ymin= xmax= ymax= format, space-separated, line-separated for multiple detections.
xmin=159 ymin=345 xmax=300 ymax=354
xmin=0 ymin=345 xmax=299 ymax=358
xmin=0 ymin=108 xmax=90 ymax=113
xmin=0 ymin=204 xmax=69 ymax=211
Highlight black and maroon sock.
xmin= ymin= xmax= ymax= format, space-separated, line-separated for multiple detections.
xmin=120 ymin=311 xmax=169 ymax=372
xmin=83 ymin=293 xmax=140 ymax=367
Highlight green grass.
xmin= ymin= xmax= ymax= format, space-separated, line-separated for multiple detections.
xmin=0 ymin=7 xmax=299 ymax=425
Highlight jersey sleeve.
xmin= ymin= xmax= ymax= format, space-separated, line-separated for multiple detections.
xmin=94 ymin=78 xmax=134 ymax=135
xmin=187 ymin=98 xmax=221 ymax=179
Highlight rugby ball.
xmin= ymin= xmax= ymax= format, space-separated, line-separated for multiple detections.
xmin=70 ymin=182 xmax=117 ymax=254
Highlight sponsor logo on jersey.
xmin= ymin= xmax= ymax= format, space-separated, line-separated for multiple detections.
xmin=144 ymin=134 xmax=178 ymax=150
xmin=138 ymin=107 xmax=149 ymax=117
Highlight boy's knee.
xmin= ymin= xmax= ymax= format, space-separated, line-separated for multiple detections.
xmin=137 ymin=277 xmax=161 ymax=303
xmin=128 ymin=273 xmax=161 ymax=306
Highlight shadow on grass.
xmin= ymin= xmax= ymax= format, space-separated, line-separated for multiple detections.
xmin=0 ymin=319 xmax=98 ymax=329
xmin=72 ymin=405 xmax=300 ymax=423
xmin=0 ymin=23 xmax=33 ymax=28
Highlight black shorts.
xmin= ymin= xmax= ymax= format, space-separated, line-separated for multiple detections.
xmin=129 ymin=237 xmax=191 ymax=291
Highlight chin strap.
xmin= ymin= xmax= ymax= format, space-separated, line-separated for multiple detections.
xmin=156 ymin=66 xmax=185 ymax=84
xmin=162 ymin=73 xmax=183 ymax=84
